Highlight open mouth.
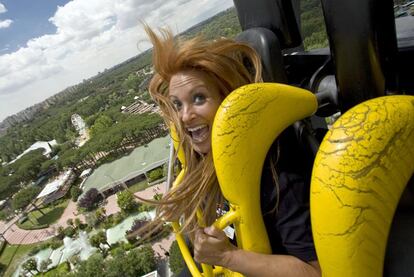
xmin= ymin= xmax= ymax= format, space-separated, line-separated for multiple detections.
xmin=187 ymin=125 xmax=209 ymax=143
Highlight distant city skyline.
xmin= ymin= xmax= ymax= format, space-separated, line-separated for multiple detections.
xmin=0 ymin=0 xmax=234 ymax=121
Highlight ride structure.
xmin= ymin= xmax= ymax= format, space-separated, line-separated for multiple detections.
xmin=171 ymin=0 xmax=414 ymax=276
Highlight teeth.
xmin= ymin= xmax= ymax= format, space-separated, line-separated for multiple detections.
xmin=187 ymin=125 xmax=207 ymax=132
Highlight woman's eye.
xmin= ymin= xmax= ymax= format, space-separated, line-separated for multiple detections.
xmin=172 ymin=100 xmax=182 ymax=111
xmin=193 ymin=94 xmax=206 ymax=105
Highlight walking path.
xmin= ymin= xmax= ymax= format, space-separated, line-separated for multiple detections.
xmin=0 ymin=199 xmax=83 ymax=245
xmin=104 ymin=182 xmax=167 ymax=216
xmin=153 ymin=233 xmax=175 ymax=258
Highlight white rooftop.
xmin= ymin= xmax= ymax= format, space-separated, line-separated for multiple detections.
xmin=9 ymin=139 xmax=58 ymax=164
xmin=80 ymin=168 xmax=92 ymax=178
xmin=36 ymin=169 xmax=72 ymax=199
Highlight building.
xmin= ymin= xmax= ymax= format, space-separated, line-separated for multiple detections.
xmin=121 ymin=100 xmax=160 ymax=115
xmin=8 ymin=140 xmax=58 ymax=165
xmin=81 ymin=136 xmax=170 ymax=198
xmin=35 ymin=169 xmax=76 ymax=206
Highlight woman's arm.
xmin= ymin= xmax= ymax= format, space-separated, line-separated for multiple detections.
xmin=194 ymin=226 xmax=321 ymax=277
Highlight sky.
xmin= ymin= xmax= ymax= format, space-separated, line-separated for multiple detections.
xmin=0 ymin=0 xmax=234 ymax=121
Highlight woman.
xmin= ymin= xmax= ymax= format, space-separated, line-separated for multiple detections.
xmin=145 ymin=26 xmax=321 ymax=277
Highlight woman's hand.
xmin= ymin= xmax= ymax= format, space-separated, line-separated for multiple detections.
xmin=193 ymin=226 xmax=237 ymax=266
xmin=193 ymin=226 xmax=321 ymax=277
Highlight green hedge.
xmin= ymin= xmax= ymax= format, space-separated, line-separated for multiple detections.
xmin=17 ymin=223 xmax=49 ymax=230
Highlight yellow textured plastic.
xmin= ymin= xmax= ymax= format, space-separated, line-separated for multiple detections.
xmin=311 ymin=95 xmax=414 ymax=277
xmin=212 ymin=83 xmax=317 ymax=259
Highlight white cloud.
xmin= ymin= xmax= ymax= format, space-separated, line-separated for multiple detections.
xmin=0 ymin=0 xmax=234 ymax=120
xmin=0 ymin=19 xmax=12 ymax=28
xmin=0 ymin=2 xmax=6 ymax=13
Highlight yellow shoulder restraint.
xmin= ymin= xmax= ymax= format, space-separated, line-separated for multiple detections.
xmin=311 ymin=95 xmax=414 ymax=277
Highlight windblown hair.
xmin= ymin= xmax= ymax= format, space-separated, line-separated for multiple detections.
xmin=140 ymin=25 xmax=262 ymax=238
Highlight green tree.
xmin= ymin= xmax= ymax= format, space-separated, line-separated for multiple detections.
xmin=63 ymin=226 xmax=76 ymax=238
xmin=95 ymin=207 xmax=106 ymax=222
xmin=9 ymin=149 xmax=47 ymax=183
xmin=22 ymin=258 xmax=39 ymax=274
xmin=70 ymin=186 xmax=82 ymax=201
xmin=0 ymin=210 xmax=8 ymax=221
xmin=39 ymin=258 xmax=52 ymax=272
xmin=0 ymin=175 xmax=18 ymax=199
xmin=127 ymin=245 xmax=156 ymax=275
xmin=73 ymin=253 xmax=105 ymax=277
xmin=90 ymin=115 xmax=113 ymax=137
xmin=12 ymin=186 xmax=41 ymax=210
xmin=107 ymin=245 xmax=156 ymax=277
xmin=90 ymin=230 xmax=110 ymax=251
xmin=116 ymin=190 xmax=137 ymax=213
xmin=105 ymin=248 xmax=127 ymax=277
xmin=169 ymin=240 xmax=186 ymax=274
xmin=122 ymin=73 xmax=141 ymax=92
xmin=78 ymin=188 xmax=101 ymax=211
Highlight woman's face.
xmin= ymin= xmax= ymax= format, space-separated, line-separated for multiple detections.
xmin=169 ymin=70 xmax=224 ymax=154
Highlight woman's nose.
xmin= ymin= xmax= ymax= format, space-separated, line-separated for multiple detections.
xmin=181 ymin=105 xmax=195 ymax=123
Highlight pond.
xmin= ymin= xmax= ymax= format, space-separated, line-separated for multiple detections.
xmin=106 ymin=210 xmax=155 ymax=244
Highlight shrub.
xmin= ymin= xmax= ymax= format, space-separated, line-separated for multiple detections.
xmin=29 ymin=246 xmax=42 ymax=256
xmin=147 ymin=167 xmax=164 ymax=182
xmin=113 ymin=212 xmax=125 ymax=224
xmin=117 ymin=190 xmax=138 ymax=213
xmin=56 ymin=226 xmax=65 ymax=240
xmin=138 ymin=203 xmax=153 ymax=213
xmin=95 ymin=207 xmax=106 ymax=222
xmin=102 ymin=214 xmax=119 ymax=229
xmin=39 ymin=258 xmax=52 ymax=272
xmin=18 ymin=223 xmax=49 ymax=230
xmin=63 ymin=226 xmax=76 ymax=238
xmin=85 ymin=207 xmax=107 ymax=229
xmin=121 ymin=241 xmax=134 ymax=251
xmin=169 ymin=240 xmax=186 ymax=274
xmin=89 ymin=230 xmax=110 ymax=251
xmin=49 ymin=239 xmax=63 ymax=250
xmin=153 ymin=193 xmax=163 ymax=201
xmin=70 ymin=186 xmax=82 ymax=202
xmin=74 ymin=218 xmax=82 ymax=229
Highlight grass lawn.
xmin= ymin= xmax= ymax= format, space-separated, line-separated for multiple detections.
xmin=127 ymin=180 xmax=149 ymax=193
xmin=0 ymin=243 xmax=42 ymax=277
xmin=19 ymin=198 xmax=70 ymax=230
